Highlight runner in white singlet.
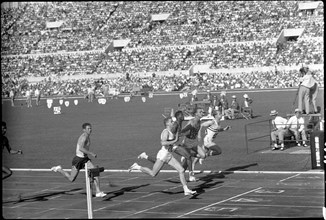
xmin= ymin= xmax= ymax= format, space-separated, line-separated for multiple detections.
xmin=194 ymin=110 xmax=231 ymax=171
xmin=128 ymin=116 xmax=197 ymax=196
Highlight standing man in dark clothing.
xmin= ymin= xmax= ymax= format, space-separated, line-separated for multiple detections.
xmin=2 ymin=121 xmax=23 ymax=179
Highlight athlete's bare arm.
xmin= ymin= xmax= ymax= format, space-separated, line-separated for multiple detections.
xmin=198 ymin=120 xmax=214 ymax=139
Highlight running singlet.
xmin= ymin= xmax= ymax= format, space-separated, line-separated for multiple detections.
xmin=160 ymin=129 xmax=174 ymax=150
xmin=185 ymin=121 xmax=200 ymax=140
xmin=206 ymin=119 xmax=219 ymax=141
xmin=157 ymin=129 xmax=175 ymax=162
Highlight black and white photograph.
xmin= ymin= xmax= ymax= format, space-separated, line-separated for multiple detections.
xmin=2 ymin=1 xmax=324 ymax=218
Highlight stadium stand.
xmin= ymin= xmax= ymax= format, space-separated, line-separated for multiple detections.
xmin=1 ymin=1 xmax=324 ymax=98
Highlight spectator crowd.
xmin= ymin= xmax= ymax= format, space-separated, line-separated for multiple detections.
xmin=1 ymin=1 xmax=324 ymax=98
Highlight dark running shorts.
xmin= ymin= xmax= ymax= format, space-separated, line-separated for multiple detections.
xmin=72 ymin=156 xmax=90 ymax=170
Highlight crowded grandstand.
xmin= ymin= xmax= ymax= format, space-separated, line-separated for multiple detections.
xmin=1 ymin=1 xmax=324 ymax=98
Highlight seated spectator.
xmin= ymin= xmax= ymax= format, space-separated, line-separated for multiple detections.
xmin=216 ymin=91 xmax=228 ymax=118
xmin=241 ymin=93 xmax=253 ymax=118
xmin=285 ymin=109 xmax=308 ymax=147
xmin=270 ymin=110 xmax=288 ymax=151
xmin=225 ymin=95 xmax=240 ymax=120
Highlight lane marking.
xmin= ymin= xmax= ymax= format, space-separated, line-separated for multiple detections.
xmin=176 ymin=187 xmax=262 ymax=218
xmin=10 ymin=168 xmax=324 ymax=174
xmin=279 ymin=174 xmax=300 ymax=182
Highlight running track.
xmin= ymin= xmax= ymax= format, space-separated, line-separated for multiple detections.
xmin=2 ymin=88 xmax=325 ymax=218
xmin=2 ymin=169 xmax=324 ymax=218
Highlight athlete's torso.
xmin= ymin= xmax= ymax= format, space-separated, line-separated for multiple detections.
xmin=161 ymin=129 xmax=175 ymax=149
xmin=185 ymin=120 xmax=200 ymax=139
xmin=76 ymin=133 xmax=90 ymax=158
xmin=206 ymin=119 xmax=220 ymax=140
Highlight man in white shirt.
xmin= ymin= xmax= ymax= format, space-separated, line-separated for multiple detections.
xmin=9 ymin=89 xmax=15 ymax=107
xmin=297 ymin=66 xmax=318 ymax=114
xmin=270 ymin=110 xmax=288 ymax=151
xmin=34 ymin=87 xmax=41 ymax=106
xmin=25 ymin=88 xmax=32 ymax=108
xmin=241 ymin=94 xmax=253 ymax=118
xmin=285 ymin=108 xmax=308 ymax=147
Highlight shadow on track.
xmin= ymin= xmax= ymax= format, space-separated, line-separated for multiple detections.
xmin=3 ymin=188 xmax=83 ymax=204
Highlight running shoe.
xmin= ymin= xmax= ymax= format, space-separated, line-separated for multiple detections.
xmin=280 ymin=147 xmax=285 ymax=151
xmin=137 ymin=152 xmax=148 ymax=159
xmin=128 ymin=163 xmax=141 ymax=172
xmin=95 ymin=191 xmax=107 ymax=198
xmin=189 ymin=175 xmax=197 ymax=182
xmin=50 ymin=165 xmax=62 ymax=172
xmin=184 ymin=189 xmax=197 ymax=196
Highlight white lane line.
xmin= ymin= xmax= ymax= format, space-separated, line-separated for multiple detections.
xmin=10 ymin=168 xmax=324 ymax=174
xmin=176 ymin=187 xmax=262 ymax=218
xmin=279 ymin=173 xmax=300 ymax=182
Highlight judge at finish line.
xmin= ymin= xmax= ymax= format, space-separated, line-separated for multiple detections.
xmin=297 ymin=66 xmax=318 ymax=114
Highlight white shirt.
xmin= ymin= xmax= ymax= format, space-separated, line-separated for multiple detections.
xmin=286 ymin=115 xmax=305 ymax=132
xmin=35 ymin=89 xmax=40 ymax=96
xmin=299 ymin=73 xmax=317 ymax=88
xmin=272 ymin=116 xmax=288 ymax=130
xmin=205 ymin=119 xmax=219 ymax=141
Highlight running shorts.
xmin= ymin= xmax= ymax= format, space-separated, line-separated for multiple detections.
xmin=72 ymin=156 xmax=90 ymax=170
xmin=156 ymin=146 xmax=172 ymax=163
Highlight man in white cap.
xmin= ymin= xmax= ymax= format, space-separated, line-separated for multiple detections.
xmin=225 ymin=95 xmax=240 ymax=119
xmin=285 ymin=108 xmax=308 ymax=147
xmin=241 ymin=94 xmax=253 ymax=118
xmin=270 ymin=110 xmax=288 ymax=151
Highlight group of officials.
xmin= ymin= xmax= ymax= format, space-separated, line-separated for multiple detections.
xmin=270 ymin=109 xmax=308 ymax=151
xmin=270 ymin=65 xmax=320 ymax=151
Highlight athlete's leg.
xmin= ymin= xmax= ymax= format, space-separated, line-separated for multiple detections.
xmin=87 ymin=161 xmax=103 ymax=194
xmin=139 ymin=159 xmax=165 ymax=177
xmin=191 ymin=157 xmax=199 ymax=172
xmin=206 ymin=144 xmax=222 ymax=156
xmin=174 ymin=145 xmax=193 ymax=171
xmin=138 ymin=152 xmax=156 ymax=163
xmin=57 ymin=166 xmax=79 ymax=182
xmin=196 ymin=145 xmax=206 ymax=159
xmin=167 ymin=157 xmax=196 ymax=195
xmin=2 ymin=166 xmax=13 ymax=179
xmin=167 ymin=157 xmax=187 ymax=186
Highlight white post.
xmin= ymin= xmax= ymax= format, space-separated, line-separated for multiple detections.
xmin=320 ymin=119 xmax=324 ymax=131
xmin=85 ymin=163 xmax=93 ymax=219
